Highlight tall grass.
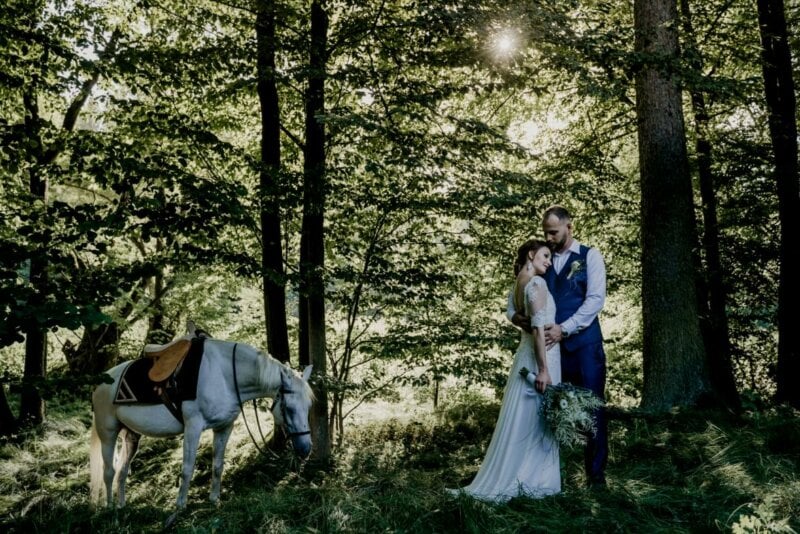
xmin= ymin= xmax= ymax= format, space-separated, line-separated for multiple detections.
xmin=1 ymin=391 xmax=798 ymax=533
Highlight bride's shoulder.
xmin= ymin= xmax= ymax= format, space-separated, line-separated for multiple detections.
xmin=530 ymin=275 xmax=547 ymax=286
xmin=515 ymin=270 xmax=532 ymax=287
xmin=524 ymin=275 xmax=546 ymax=293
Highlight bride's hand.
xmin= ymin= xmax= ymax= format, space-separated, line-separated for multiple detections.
xmin=534 ymin=368 xmax=551 ymax=394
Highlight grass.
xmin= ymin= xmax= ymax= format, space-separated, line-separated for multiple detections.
xmin=1 ymin=391 xmax=798 ymax=533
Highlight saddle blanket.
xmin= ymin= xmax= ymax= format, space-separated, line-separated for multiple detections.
xmin=114 ymin=337 xmax=205 ymax=405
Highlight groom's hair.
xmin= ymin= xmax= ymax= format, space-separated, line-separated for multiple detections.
xmin=543 ymin=205 xmax=572 ymax=223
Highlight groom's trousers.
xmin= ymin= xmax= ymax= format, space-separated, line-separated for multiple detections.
xmin=560 ymin=340 xmax=608 ymax=485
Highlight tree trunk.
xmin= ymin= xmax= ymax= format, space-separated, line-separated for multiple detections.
xmin=256 ymin=0 xmax=291 ymax=364
xmin=0 ymin=381 xmax=18 ymax=436
xmin=63 ymin=322 xmax=121 ymax=375
xmin=302 ymin=0 xmax=330 ymax=461
xmin=16 ymin=22 xmax=119 ymax=426
xmin=64 ymin=275 xmax=146 ymax=375
xmin=298 ymin=296 xmax=310 ymax=367
xmin=144 ymin=269 xmax=174 ymax=345
xmin=756 ymin=0 xmax=800 ymax=409
xmin=679 ymin=0 xmax=741 ymax=413
xmin=19 ymin=79 xmax=48 ymax=427
xmin=634 ymin=0 xmax=711 ymax=410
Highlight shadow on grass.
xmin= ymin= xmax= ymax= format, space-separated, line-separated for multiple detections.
xmin=1 ymin=396 xmax=798 ymax=533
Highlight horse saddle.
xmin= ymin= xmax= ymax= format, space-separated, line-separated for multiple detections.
xmin=114 ymin=337 xmax=205 ymax=420
xmin=144 ymin=337 xmax=192 ymax=382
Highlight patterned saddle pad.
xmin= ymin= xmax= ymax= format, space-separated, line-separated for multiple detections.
xmin=114 ymin=337 xmax=205 ymax=405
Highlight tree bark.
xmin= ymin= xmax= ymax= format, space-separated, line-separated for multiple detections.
xmin=0 ymin=381 xmax=18 ymax=436
xmin=63 ymin=322 xmax=121 ymax=375
xmin=634 ymin=0 xmax=711 ymax=410
xmin=298 ymin=297 xmax=310 ymax=367
xmin=19 ymin=72 xmax=48 ymax=427
xmin=679 ymin=0 xmax=740 ymax=412
xmin=302 ymin=0 xmax=331 ymax=461
xmin=756 ymin=0 xmax=800 ymax=408
xmin=144 ymin=267 xmax=174 ymax=345
xmin=256 ymin=0 xmax=291 ymax=364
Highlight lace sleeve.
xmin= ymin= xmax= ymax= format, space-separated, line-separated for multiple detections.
xmin=526 ymin=277 xmax=548 ymax=328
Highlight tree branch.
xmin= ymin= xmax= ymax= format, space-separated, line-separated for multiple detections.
xmin=281 ymin=123 xmax=305 ymax=151
xmin=342 ymin=368 xmax=414 ymax=420
xmin=41 ymin=29 xmax=122 ymax=166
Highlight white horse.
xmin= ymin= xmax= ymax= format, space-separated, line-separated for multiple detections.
xmin=89 ymin=330 xmax=313 ymax=524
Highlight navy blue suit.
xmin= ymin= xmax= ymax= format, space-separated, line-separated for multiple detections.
xmin=544 ymin=245 xmax=608 ymax=485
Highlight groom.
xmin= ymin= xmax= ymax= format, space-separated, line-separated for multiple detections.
xmin=513 ymin=205 xmax=609 ymax=488
xmin=542 ymin=205 xmax=608 ymax=488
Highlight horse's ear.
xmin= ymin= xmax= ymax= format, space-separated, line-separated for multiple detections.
xmin=186 ymin=319 xmax=197 ymax=336
xmin=302 ymin=365 xmax=313 ymax=381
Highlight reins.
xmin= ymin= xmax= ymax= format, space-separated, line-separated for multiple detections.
xmin=231 ymin=343 xmax=278 ymax=458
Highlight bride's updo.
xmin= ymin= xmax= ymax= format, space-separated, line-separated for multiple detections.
xmin=514 ymin=239 xmax=550 ymax=276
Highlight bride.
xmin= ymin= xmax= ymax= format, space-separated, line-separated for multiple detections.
xmin=450 ymin=239 xmax=561 ymax=502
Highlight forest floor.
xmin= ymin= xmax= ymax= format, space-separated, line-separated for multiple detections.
xmin=1 ymin=388 xmax=798 ymax=533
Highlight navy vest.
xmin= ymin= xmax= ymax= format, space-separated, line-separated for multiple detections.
xmin=544 ymin=244 xmax=603 ymax=351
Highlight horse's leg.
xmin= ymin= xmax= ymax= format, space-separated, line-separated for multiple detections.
xmin=97 ymin=425 xmax=120 ymax=507
xmin=177 ymin=421 xmax=203 ymax=510
xmin=115 ymin=428 xmax=141 ymax=508
xmin=165 ymin=421 xmax=203 ymax=528
xmin=90 ymin=411 xmax=119 ymax=507
xmin=210 ymin=423 xmax=234 ymax=504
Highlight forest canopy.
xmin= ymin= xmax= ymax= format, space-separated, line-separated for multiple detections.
xmin=0 ymin=0 xmax=796 ymax=444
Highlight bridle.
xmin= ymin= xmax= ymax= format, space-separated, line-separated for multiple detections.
xmin=272 ymin=386 xmax=311 ymax=439
xmin=231 ymin=343 xmax=310 ymax=454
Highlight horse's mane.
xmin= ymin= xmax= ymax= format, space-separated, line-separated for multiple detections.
xmin=254 ymin=348 xmax=315 ymax=401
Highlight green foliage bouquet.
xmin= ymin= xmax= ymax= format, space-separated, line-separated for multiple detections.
xmin=520 ymin=367 xmax=604 ymax=448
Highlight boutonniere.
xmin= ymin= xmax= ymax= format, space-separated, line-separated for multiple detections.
xmin=567 ymin=260 xmax=585 ymax=279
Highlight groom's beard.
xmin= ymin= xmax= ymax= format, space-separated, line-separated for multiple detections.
xmin=548 ymin=237 xmax=567 ymax=253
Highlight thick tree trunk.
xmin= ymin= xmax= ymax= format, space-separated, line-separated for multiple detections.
xmin=634 ymin=0 xmax=711 ymax=410
xmin=302 ymin=0 xmax=330 ymax=461
xmin=756 ymin=0 xmax=800 ymax=408
xmin=256 ymin=0 xmax=291 ymax=364
xmin=20 ymin=317 xmax=47 ymax=426
xmin=679 ymin=0 xmax=741 ymax=413
xmin=298 ymin=296 xmax=309 ymax=367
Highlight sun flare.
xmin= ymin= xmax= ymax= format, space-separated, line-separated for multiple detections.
xmin=492 ymin=29 xmax=518 ymax=57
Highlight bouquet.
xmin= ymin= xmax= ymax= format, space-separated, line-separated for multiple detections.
xmin=520 ymin=367 xmax=604 ymax=448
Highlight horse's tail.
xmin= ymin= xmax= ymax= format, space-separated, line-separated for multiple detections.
xmin=89 ymin=411 xmax=105 ymax=505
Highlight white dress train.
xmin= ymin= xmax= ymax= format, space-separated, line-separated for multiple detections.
xmin=453 ymin=275 xmax=561 ymax=502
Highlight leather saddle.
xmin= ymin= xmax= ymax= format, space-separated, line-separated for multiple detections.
xmin=144 ymin=337 xmax=192 ymax=382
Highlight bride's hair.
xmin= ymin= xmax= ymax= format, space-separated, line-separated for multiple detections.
xmin=514 ymin=239 xmax=549 ymax=276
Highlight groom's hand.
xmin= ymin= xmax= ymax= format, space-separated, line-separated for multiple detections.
xmin=512 ymin=312 xmax=533 ymax=333
xmin=544 ymin=324 xmax=563 ymax=348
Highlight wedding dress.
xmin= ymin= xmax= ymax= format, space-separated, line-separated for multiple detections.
xmin=452 ymin=275 xmax=561 ymax=502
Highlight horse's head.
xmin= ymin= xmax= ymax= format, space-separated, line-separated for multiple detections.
xmin=272 ymin=365 xmax=314 ymax=458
